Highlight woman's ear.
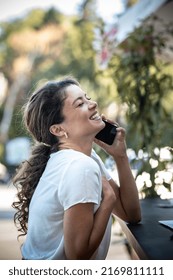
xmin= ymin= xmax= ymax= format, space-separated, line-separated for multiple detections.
xmin=49 ymin=124 xmax=65 ymax=137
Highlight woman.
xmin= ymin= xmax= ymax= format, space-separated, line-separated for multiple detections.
xmin=12 ymin=76 xmax=141 ymax=260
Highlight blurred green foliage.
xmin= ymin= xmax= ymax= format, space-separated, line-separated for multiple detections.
xmin=106 ymin=16 xmax=173 ymax=197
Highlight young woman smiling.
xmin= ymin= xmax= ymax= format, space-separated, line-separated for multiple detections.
xmin=12 ymin=76 xmax=141 ymax=260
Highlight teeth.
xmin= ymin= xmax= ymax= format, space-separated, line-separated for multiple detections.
xmin=90 ymin=113 xmax=100 ymax=120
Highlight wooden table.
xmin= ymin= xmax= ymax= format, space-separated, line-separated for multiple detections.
xmin=117 ymin=197 xmax=173 ymax=260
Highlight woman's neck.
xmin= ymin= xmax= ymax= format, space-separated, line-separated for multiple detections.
xmin=59 ymin=139 xmax=93 ymax=156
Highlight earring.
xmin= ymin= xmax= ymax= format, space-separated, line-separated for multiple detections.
xmin=64 ymin=132 xmax=68 ymax=139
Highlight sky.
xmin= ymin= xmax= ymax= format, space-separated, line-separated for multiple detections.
xmin=0 ymin=0 xmax=125 ymax=23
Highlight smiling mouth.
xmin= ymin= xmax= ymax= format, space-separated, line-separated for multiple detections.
xmin=90 ymin=112 xmax=101 ymax=121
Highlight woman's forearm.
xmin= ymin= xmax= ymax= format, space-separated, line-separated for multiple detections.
xmin=65 ymin=201 xmax=114 ymax=260
xmin=64 ymin=180 xmax=116 ymax=260
xmin=114 ymin=154 xmax=141 ymax=223
xmin=86 ymin=196 xmax=114 ymax=258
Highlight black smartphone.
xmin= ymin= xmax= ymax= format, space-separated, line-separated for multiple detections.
xmin=95 ymin=120 xmax=118 ymax=145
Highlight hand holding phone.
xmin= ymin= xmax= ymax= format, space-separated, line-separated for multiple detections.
xmin=95 ymin=120 xmax=118 ymax=145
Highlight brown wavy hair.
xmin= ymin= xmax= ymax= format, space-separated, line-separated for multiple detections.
xmin=12 ymin=77 xmax=79 ymax=238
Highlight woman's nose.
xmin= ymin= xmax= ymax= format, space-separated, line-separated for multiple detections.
xmin=88 ymin=100 xmax=97 ymax=109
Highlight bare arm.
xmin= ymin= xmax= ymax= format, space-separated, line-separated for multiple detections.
xmin=94 ymin=124 xmax=141 ymax=224
xmin=64 ymin=178 xmax=116 ymax=260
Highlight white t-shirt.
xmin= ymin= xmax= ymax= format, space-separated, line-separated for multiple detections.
xmin=21 ymin=149 xmax=112 ymax=260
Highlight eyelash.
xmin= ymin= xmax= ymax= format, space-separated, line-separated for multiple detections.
xmin=77 ymin=96 xmax=91 ymax=107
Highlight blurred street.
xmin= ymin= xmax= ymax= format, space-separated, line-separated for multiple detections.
xmin=0 ymin=183 xmax=130 ymax=260
xmin=0 ymin=183 xmax=21 ymax=259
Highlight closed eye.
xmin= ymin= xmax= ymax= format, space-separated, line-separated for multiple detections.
xmin=73 ymin=93 xmax=91 ymax=108
xmin=77 ymin=95 xmax=91 ymax=107
xmin=77 ymin=102 xmax=84 ymax=107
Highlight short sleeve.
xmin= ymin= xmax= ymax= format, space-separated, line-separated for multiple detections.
xmin=58 ymin=156 xmax=102 ymax=210
xmin=91 ymin=149 xmax=112 ymax=181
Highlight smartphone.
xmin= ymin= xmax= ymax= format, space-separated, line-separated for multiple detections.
xmin=95 ymin=120 xmax=118 ymax=145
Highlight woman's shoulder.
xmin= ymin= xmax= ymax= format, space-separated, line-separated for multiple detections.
xmin=70 ymin=150 xmax=99 ymax=170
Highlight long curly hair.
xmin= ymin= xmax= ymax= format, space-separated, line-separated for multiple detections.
xmin=12 ymin=77 xmax=79 ymax=238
